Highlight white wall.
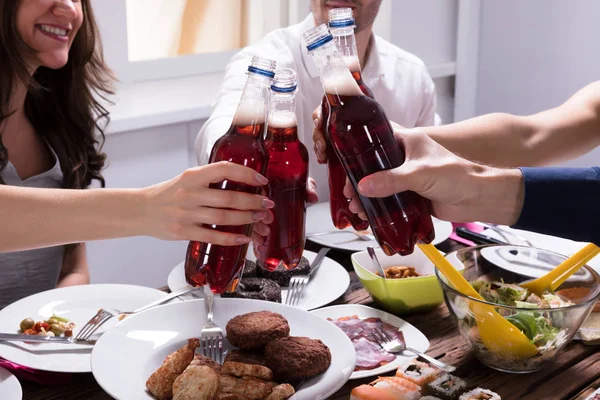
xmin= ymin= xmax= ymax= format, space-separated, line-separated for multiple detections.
xmin=391 ymin=0 xmax=458 ymax=124
xmin=476 ymin=0 xmax=600 ymax=167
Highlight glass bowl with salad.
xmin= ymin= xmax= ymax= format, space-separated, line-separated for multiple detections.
xmin=437 ymin=245 xmax=600 ymax=373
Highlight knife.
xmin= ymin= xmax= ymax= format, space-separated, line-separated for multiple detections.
xmin=0 ymin=333 xmax=95 ymax=345
xmin=455 ymin=227 xmax=507 ymax=245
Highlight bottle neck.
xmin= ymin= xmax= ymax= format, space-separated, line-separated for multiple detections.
xmin=232 ymin=72 xmax=273 ymax=137
xmin=309 ymin=41 xmax=363 ymax=102
xmin=331 ymin=27 xmax=361 ymax=73
xmin=268 ymin=92 xmax=298 ymax=140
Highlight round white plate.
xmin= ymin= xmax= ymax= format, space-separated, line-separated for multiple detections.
xmin=0 ymin=366 xmax=22 ymax=400
xmin=0 ymin=284 xmax=167 ymax=373
xmin=482 ymin=226 xmax=600 ymax=272
xmin=167 ymin=249 xmax=351 ymax=311
xmin=310 ymin=304 xmax=429 ymax=380
xmin=92 ymin=298 xmax=355 ymax=400
xmin=306 ymin=202 xmax=453 ymax=252
xmin=479 ymin=245 xmax=592 ymax=282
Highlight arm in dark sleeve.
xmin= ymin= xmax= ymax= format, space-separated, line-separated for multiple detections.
xmin=512 ymin=167 xmax=600 ymax=245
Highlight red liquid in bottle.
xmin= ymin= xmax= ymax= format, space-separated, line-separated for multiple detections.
xmin=324 ymin=67 xmax=373 ymax=231
xmin=185 ymin=122 xmax=268 ymax=293
xmin=256 ymin=114 xmax=309 ymax=271
xmin=326 ymin=90 xmax=434 ymax=256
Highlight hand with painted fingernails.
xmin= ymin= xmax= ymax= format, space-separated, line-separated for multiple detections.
xmin=141 ymin=161 xmax=277 ymax=246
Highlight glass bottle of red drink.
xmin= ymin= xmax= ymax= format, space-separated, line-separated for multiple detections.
xmin=184 ymin=56 xmax=276 ymax=293
xmin=322 ymin=8 xmax=370 ymax=231
xmin=256 ymin=68 xmax=309 ymax=271
xmin=304 ymin=25 xmax=435 ymax=256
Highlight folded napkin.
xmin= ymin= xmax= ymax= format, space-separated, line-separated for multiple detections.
xmin=0 ymin=358 xmax=72 ymax=385
xmin=449 ymin=222 xmax=484 ymax=246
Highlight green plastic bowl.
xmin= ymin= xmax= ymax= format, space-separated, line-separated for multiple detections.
xmin=352 ymin=247 xmax=462 ymax=315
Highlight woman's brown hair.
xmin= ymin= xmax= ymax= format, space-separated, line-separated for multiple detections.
xmin=0 ymin=0 xmax=113 ymax=189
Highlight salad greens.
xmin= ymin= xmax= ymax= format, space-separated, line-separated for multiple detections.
xmin=470 ymin=279 xmax=573 ymax=347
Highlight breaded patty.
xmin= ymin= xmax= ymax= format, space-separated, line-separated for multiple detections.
xmin=226 ymin=311 xmax=290 ymax=350
xmin=265 ymin=336 xmax=331 ymax=381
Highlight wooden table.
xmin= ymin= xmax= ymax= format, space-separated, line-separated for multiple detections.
xmin=20 ymin=240 xmax=600 ymax=400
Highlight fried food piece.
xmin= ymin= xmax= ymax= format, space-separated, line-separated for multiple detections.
xmin=226 ymin=311 xmax=289 ymax=350
xmin=263 ymin=384 xmax=295 ymax=400
xmin=265 ymin=336 xmax=331 ymax=381
xmin=190 ymin=353 xmax=221 ymax=371
xmin=146 ymin=338 xmax=200 ymax=400
xmin=224 ymin=349 xmax=267 ymax=366
xmin=219 ymin=374 xmax=277 ymax=400
xmin=172 ymin=365 xmax=219 ymax=400
xmin=215 ymin=394 xmax=254 ymax=400
xmin=221 ymin=361 xmax=273 ymax=381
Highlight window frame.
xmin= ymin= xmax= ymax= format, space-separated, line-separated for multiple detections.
xmin=93 ymin=0 xmax=309 ymax=84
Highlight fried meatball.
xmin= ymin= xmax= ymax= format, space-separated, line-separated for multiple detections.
xmin=226 ymin=311 xmax=290 ymax=350
xmin=265 ymin=336 xmax=331 ymax=381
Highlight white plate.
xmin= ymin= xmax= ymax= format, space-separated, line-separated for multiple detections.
xmin=482 ymin=226 xmax=600 ymax=272
xmin=92 ymin=298 xmax=355 ymax=400
xmin=0 ymin=284 xmax=167 ymax=373
xmin=167 ymin=249 xmax=351 ymax=311
xmin=310 ymin=304 xmax=429 ymax=380
xmin=0 ymin=366 xmax=22 ymax=400
xmin=306 ymin=202 xmax=453 ymax=252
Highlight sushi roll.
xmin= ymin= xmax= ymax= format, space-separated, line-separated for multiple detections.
xmin=458 ymin=388 xmax=501 ymax=400
xmin=426 ymin=374 xmax=468 ymax=400
xmin=397 ymin=357 xmax=441 ymax=388
xmin=371 ymin=376 xmax=422 ymax=400
xmin=350 ymin=384 xmax=397 ymax=400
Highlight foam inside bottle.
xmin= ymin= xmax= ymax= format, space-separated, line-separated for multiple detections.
xmin=342 ymin=55 xmax=361 ymax=73
xmin=268 ymin=111 xmax=297 ymax=129
xmin=323 ymin=70 xmax=363 ymax=96
xmin=232 ymin=100 xmax=266 ymax=126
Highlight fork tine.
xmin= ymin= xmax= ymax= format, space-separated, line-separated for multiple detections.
xmin=212 ymin=337 xmax=218 ymax=362
xmin=76 ymin=310 xmax=108 ymax=339
xmin=78 ymin=313 xmax=114 ymax=340
xmin=378 ymin=326 xmax=395 ymax=342
xmin=294 ymin=278 xmax=308 ymax=306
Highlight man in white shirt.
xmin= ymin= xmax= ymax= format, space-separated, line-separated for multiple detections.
xmin=196 ymin=0 xmax=439 ymax=200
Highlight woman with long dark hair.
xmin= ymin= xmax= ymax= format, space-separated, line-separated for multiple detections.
xmin=0 ymin=0 xmax=273 ymax=309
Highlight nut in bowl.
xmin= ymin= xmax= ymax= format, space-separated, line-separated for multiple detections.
xmin=351 ymin=247 xmax=463 ymax=315
xmin=441 ymin=245 xmax=600 ymax=373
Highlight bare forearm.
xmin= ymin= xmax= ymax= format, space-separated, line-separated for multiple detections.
xmin=57 ymin=244 xmax=89 ymax=288
xmin=0 ymin=186 xmax=146 ymax=252
xmin=426 ymin=113 xmax=538 ymax=167
xmin=427 ymin=81 xmax=600 ymax=167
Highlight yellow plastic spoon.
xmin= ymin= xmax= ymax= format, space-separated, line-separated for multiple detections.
xmin=417 ymin=243 xmax=538 ymax=359
xmin=519 ymin=243 xmax=600 ymax=296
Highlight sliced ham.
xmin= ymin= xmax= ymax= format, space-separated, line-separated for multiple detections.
xmin=328 ymin=316 xmax=404 ymax=371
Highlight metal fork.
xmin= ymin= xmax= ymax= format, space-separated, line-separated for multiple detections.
xmin=285 ymin=248 xmax=330 ymax=307
xmin=372 ymin=326 xmax=456 ymax=373
xmin=479 ymin=223 xmax=533 ymax=246
xmin=75 ymin=286 xmax=202 ymax=341
xmin=199 ymin=286 xmax=224 ymax=364
xmin=308 ymin=230 xmax=375 ymax=242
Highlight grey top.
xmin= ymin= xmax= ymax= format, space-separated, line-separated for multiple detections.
xmin=0 ymin=147 xmax=65 ymax=309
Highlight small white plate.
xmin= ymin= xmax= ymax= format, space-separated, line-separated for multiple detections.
xmin=0 ymin=366 xmax=22 ymax=400
xmin=306 ymin=202 xmax=453 ymax=252
xmin=482 ymin=226 xmax=600 ymax=272
xmin=92 ymin=298 xmax=355 ymax=400
xmin=167 ymin=249 xmax=350 ymax=310
xmin=310 ymin=304 xmax=430 ymax=380
xmin=0 ymin=284 xmax=167 ymax=373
